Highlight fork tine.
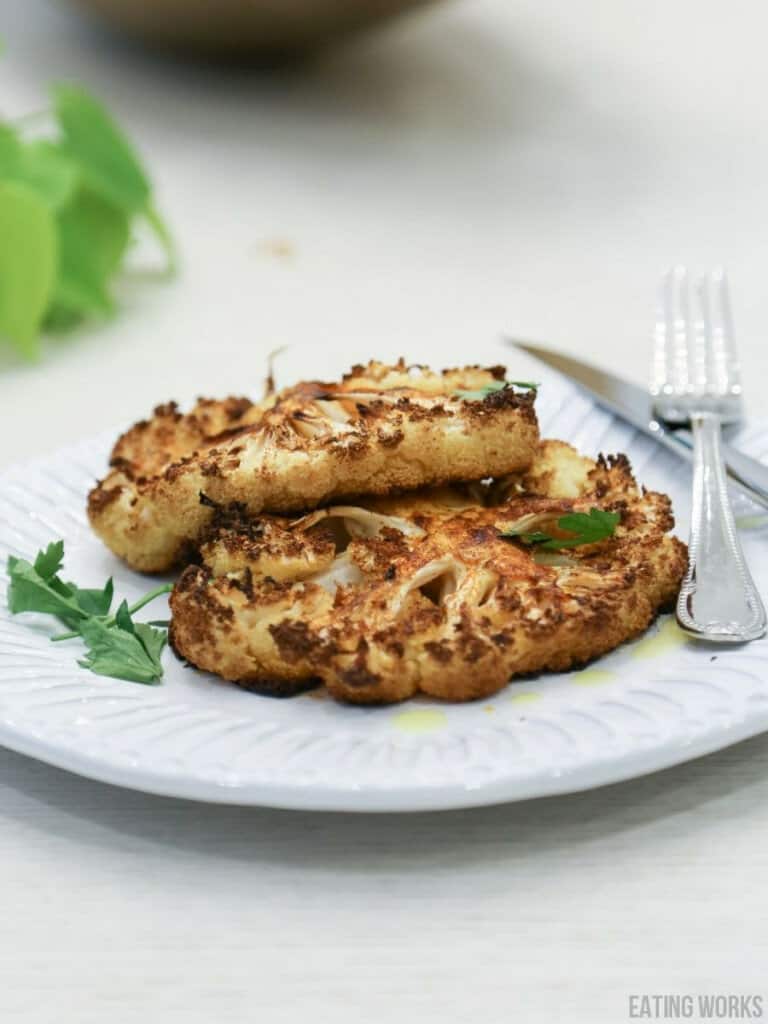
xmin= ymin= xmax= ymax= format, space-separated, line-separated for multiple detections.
xmin=703 ymin=269 xmax=741 ymax=398
xmin=691 ymin=272 xmax=709 ymax=395
xmin=652 ymin=266 xmax=690 ymax=396
xmin=667 ymin=265 xmax=693 ymax=395
xmin=652 ymin=276 xmax=670 ymax=396
xmin=653 ymin=266 xmax=746 ymax=421
xmin=696 ymin=271 xmax=715 ymax=397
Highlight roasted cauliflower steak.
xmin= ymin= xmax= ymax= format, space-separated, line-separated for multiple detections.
xmin=169 ymin=440 xmax=687 ymax=705
xmin=88 ymin=361 xmax=539 ymax=573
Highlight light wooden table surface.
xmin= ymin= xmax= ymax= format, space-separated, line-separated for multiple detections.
xmin=1 ymin=1 xmax=767 ymax=1020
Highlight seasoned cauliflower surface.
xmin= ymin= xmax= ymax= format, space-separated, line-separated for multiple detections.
xmin=169 ymin=441 xmax=687 ymax=705
xmin=88 ymin=361 xmax=539 ymax=573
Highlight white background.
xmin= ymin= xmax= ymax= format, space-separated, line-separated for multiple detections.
xmin=1 ymin=1 xmax=768 ymax=1020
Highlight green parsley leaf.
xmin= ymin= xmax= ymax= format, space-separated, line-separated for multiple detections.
xmin=502 ymin=507 xmax=620 ymax=550
xmin=133 ymin=622 xmax=167 ymax=670
xmin=515 ymin=530 xmax=550 ymax=545
xmin=112 ymin=599 xmax=166 ymax=674
xmin=6 ymin=552 xmax=85 ymax=624
xmin=0 ymin=180 xmax=57 ymax=358
xmin=79 ymin=615 xmax=164 ymax=685
xmin=69 ymin=577 xmax=114 ymax=618
xmin=454 ymin=380 xmax=539 ymax=401
xmin=33 ymin=540 xmax=65 ymax=580
xmin=114 ymin=598 xmax=134 ymax=633
xmin=7 ymin=541 xmax=171 ymax=684
xmin=551 ymin=509 xmax=621 ymax=548
xmin=7 ymin=544 xmax=111 ymax=632
xmin=82 ymin=598 xmax=165 ymax=684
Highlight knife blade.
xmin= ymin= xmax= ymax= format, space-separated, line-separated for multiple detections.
xmin=508 ymin=339 xmax=768 ymax=511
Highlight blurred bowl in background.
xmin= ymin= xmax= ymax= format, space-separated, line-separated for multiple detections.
xmin=68 ymin=0 xmax=437 ymax=57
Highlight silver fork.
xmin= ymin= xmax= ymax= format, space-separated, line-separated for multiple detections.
xmin=651 ymin=267 xmax=766 ymax=643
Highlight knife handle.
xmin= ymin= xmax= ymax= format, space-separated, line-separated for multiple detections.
xmin=718 ymin=439 xmax=768 ymax=508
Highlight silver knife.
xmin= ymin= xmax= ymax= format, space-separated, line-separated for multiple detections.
xmin=508 ymin=339 xmax=768 ymax=512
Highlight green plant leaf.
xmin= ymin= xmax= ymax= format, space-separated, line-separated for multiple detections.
xmin=18 ymin=141 xmax=79 ymax=209
xmin=42 ymin=302 xmax=82 ymax=331
xmin=145 ymin=202 xmax=177 ymax=274
xmin=547 ymin=508 xmax=620 ymax=549
xmin=52 ymin=188 xmax=130 ymax=317
xmin=1 ymin=79 xmax=174 ymax=353
xmin=454 ymin=380 xmax=539 ymax=401
xmin=6 ymin=553 xmax=84 ymax=624
xmin=0 ymin=181 xmax=57 ymax=357
xmin=114 ymin=598 xmax=134 ymax=633
xmin=110 ymin=599 xmax=165 ymax=671
xmin=69 ymin=577 xmax=114 ymax=617
xmin=7 ymin=541 xmax=170 ymax=683
xmin=78 ymin=616 xmax=163 ymax=684
xmin=0 ymin=123 xmax=22 ymax=173
xmin=32 ymin=540 xmax=65 ymax=580
xmin=53 ymin=84 xmax=150 ymax=213
xmin=501 ymin=507 xmax=620 ymax=550
xmin=0 ymin=129 xmax=78 ymax=210
xmin=134 ymin=621 xmax=167 ymax=670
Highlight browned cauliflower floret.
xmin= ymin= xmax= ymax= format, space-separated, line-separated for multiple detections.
xmin=169 ymin=440 xmax=687 ymax=705
xmin=88 ymin=361 xmax=539 ymax=573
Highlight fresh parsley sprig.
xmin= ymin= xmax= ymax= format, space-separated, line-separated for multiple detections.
xmin=0 ymin=80 xmax=174 ymax=358
xmin=501 ymin=508 xmax=620 ymax=550
xmin=454 ymin=380 xmax=539 ymax=401
xmin=6 ymin=541 xmax=172 ymax=684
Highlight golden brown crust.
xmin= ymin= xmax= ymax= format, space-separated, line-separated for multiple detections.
xmin=108 ymin=396 xmax=266 ymax=482
xmin=88 ymin=362 xmax=539 ymax=573
xmin=169 ymin=440 xmax=687 ymax=705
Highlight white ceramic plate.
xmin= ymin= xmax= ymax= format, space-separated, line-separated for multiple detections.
xmin=2 ymin=340 xmax=768 ymax=811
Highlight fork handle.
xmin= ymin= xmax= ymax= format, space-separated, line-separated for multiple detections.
xmin=677 ymin=412 xmax=767 ymax=642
